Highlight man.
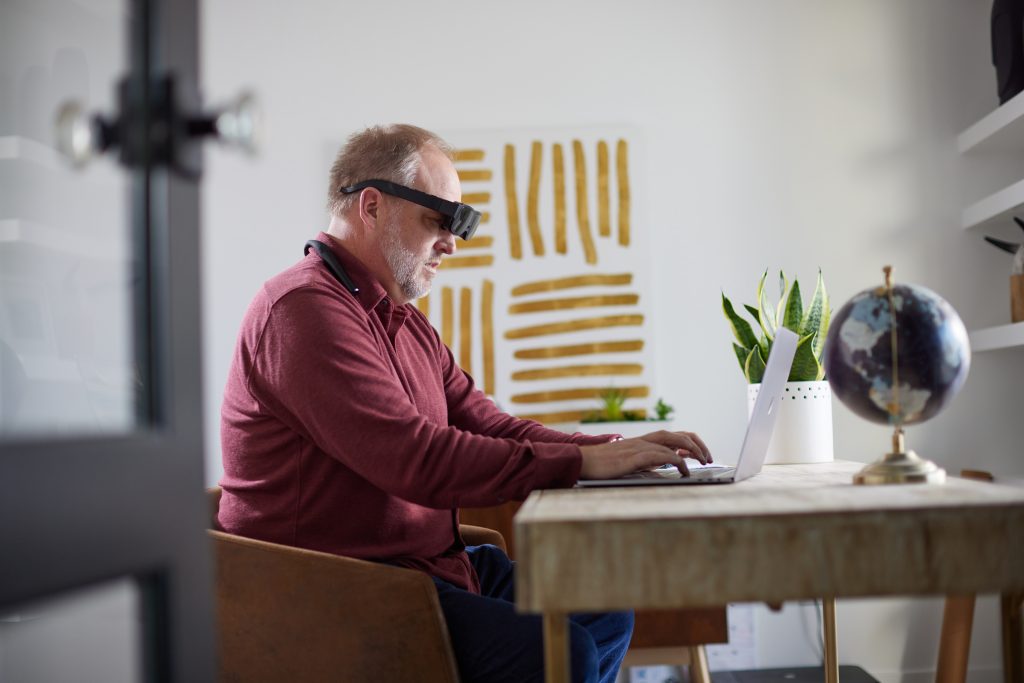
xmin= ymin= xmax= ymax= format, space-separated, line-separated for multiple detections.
xmin=219 ymin=124 xmax=711 ymax=683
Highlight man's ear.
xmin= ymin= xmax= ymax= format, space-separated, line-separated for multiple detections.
xmin=357 ymin=188 xmax=382 ymax=229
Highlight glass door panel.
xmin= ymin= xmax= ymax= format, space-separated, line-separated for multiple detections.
xmin=0 ymin=0 xmax=136 ymax=436
xmin=0 ymin=577 xmax=143 ymax=683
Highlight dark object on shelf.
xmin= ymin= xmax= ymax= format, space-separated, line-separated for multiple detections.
xmin=711 ymin=665 xmax=879 ymax=683
xmin=992 ymin=0 xmax=1024 ymax=104
xmin=985 ymin=236 xmax=1021 ymax=254
xmin=982 ymin=215 xmax=1024 ymax=257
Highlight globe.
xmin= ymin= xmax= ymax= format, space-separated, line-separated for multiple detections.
xmin=823 ymin=282 xmax=971 ymax=427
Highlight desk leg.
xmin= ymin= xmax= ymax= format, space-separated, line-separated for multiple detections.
xmin=823 ymin=597 xmax=839 ymax=683
xmin=936 ymin=594 xmax=975 ymax=683
xmin=1003 ymin=593 xmax=1023 ymax=683
xmin=544 ymin=612 xmax=571 ymax=683
xmin=688 ymin=645 xmax=711 ymax=683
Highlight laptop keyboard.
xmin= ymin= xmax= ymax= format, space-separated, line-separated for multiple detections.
xmin=633 ymin=465 xmax=735 ymax=481
xmin=686 ymin=466 xmax=735 ymax=480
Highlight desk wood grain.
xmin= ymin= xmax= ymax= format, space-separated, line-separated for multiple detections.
xmin=514 ymin=461 xmax=1024 ymax=613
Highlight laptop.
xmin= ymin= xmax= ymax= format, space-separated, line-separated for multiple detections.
xmin=576 ymin=327 xmax=798 ymax=487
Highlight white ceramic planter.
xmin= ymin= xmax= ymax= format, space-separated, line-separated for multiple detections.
xmin=568 ymin=420 xmax=672 ymax=439
xmin=747 ymin=380 xmax=834 ymax=464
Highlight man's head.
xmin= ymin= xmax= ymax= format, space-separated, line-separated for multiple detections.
xmin=326 ymin=125 xmax=463 ymax=305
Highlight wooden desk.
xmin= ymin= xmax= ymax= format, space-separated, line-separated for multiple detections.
xmin=514 ymin=461 xmax=1024 ymax=682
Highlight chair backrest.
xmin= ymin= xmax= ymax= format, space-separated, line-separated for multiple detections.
xmin=206 ymin=485 xmax=461 ymax=682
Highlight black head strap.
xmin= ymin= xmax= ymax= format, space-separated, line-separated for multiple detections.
xmin=304 ymin=240 xmax=360 ymax=295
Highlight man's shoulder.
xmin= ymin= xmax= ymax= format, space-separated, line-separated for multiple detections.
xmin=244 ymin=259 xmax=365 ymax=332
xmin=262 ymin=258 xmax=356 ymax=306
xmin=263 ymin=257 xmax=328 ymax=301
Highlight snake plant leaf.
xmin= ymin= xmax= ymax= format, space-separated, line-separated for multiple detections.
xmin=732 ymin=343 xmax=749 ymax=372
xmin=722 ymin=292 xmax=759 ymax=349
xmin=744 ymin=345 xmax=767 ymax=384
xmin=805 ymin=332 xmax=828 ymax=380
xmin=782 ymin=279 xmax=803 ymax=332
xmin=746 ymin=306 xmax=774 ymax=361
xmin=776 ymin=270 xmax=789 ymax=327
xmin=815 ymin=336 xmax=826 ymax=380
xmin=813 ymin=303 xmax=831 ymax=360
xmin=756 ymin=270 xmax=776 ymax=341
xmin=800 ymin=269 xmax=830 ymax=359
xmin=789 ymin=332 xmax=821 ymax=381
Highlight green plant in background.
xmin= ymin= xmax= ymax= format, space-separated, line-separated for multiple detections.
xmin=593 ymin=387 xmax=629 ymax=422
xmin=581 ymin=389 xmax=675 ymax=423
xmin=722 ymin=269 xmax=831 ymax=384
xmin=653 ymin=398 xmax=674 ymax=421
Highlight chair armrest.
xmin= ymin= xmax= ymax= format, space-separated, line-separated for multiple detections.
xmin=459 ymin=524 xmax=507 ymax=552
xmin=207 ymin=487 xmax=222 ymax=530
xmin=210 ymin=530 xmax=459 ymax=683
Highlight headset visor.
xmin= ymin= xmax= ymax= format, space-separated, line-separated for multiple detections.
xmin=340 ymin=179 xmax=481 ymax=240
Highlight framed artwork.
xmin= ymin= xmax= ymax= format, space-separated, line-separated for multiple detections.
xmin=423 ymin=127 xmax=658 ymax=425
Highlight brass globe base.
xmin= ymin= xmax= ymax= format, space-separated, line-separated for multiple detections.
xmin=853 ymin=449 xmax=946 ymax=485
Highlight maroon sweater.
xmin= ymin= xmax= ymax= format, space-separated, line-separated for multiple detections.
xmin=219 ymin=233 xmax=611 ymax=592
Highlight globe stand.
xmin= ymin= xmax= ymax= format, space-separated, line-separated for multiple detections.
xmin=853 ymin=429 xmax=946 ymax=485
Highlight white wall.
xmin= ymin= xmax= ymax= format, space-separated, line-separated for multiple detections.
xmin=200 ymin=1 xmax=1021 ymax=679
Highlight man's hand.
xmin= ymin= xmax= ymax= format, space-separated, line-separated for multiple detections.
xmin=578 ymin=430 xmax=712 ymax=480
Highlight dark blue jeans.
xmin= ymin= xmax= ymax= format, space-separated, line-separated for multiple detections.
xmin=432 ymin=544 xmax=633 ymax=683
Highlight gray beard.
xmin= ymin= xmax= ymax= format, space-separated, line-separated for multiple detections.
xmin=382 ymin=222 xmax=431 ymax=301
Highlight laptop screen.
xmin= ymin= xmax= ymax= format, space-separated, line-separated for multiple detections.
xmin=575 ymin=327 xmax=799 ymax=487
xmin=733 ymin=327 xmax=798 ymax=481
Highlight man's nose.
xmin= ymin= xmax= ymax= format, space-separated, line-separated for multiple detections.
xmin=437 ymin=230 xmax=456 ymax=256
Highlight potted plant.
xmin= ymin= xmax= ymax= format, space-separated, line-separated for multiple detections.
xmin=572 ymin=389 xmax=676 ymax=439
xmin=722 ymin=269 xmax=834 ymax=464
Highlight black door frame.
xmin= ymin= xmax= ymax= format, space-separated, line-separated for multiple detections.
xmin=0 ymin=0 xmax=214 ymax=680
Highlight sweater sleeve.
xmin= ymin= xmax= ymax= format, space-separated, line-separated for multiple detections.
xmin=246 ymin=287 xmax=581 ymax=509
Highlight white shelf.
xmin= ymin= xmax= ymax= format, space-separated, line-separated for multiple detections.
xmin=961 ymin=177 xmax=1024 ymax=233
xmin=958 ymin=90 xmax=1024 ymax=155
xmin=969 ymin=321 xmax=1024 ymax=352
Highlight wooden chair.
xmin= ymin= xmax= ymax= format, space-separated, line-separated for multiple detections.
xmin=207 ymin=487 xmax=503 ymax=683
xmin=460 ymin=501 xmax=727 ymax=683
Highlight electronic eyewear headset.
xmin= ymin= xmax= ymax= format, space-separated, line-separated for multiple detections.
xmin=339 ymin=179 xmax=481 ymax=241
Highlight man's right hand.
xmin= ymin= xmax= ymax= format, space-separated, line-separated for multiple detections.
xmin=577 ymin=430 xmax=712 ymax=480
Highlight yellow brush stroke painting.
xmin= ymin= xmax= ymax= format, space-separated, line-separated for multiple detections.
xmin=511 ymin=364 xmax=643 ymax=380
xmin=440 ymin=255 xmax=494 ymax=269
xmin=511 ymin=274 xmax=633 ymax=297
xmin=504 ymin=314 xmax=644 ymax=340
xmin=454 ymin=149 xmax=485 ymax=162
xmin=508 ymin=294 xmax=639 ymax=314
xmin=510 ymin=385 xmax=649 ymax=404
xmin=514 ymin=340 xmax=644 ymax=359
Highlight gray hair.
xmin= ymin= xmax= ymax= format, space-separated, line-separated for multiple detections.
xmin=326 ymin=124 xmax=454 ymax=217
